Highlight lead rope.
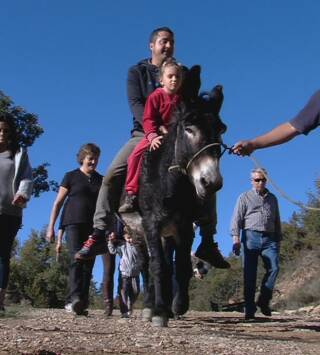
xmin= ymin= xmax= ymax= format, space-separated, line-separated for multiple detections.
xmin=250 ymin=155 xmax=320 ymax=211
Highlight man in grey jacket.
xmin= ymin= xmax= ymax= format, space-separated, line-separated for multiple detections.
xmin=76 ymin=26 xmax=229 ymax=269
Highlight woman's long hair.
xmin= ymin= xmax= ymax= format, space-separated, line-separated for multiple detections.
xmin=0 ymin=112 xmax=20 ymax=155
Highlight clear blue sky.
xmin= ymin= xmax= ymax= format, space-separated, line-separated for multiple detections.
xmin=1 ymin=1 xmax=319 ymax=284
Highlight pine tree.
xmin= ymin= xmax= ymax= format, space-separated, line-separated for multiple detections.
xmin=7 ymin=229 xmax=69 ymax=307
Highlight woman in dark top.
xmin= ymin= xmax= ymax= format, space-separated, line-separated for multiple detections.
xmin=47 ymin=143 xmax=103 ymax=315
xmin=0 ymin=113 xmax=33 ymax=313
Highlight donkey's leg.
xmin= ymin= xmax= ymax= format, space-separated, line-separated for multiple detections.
xmin=143 ymin=227 xmax=172 ymax=326
xmin=172 ymin=224 xmax=193 ymax=317
xmin=161 ymin=236 xmax=175 ymax=314
xmin=140 ymin=247 xmax=155 ymax=322
xmin=140 ymin=243 xmax=154 ymax=308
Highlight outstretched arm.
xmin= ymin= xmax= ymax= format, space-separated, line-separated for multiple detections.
xmin=233 ymin=122 xmax=299 ymax=156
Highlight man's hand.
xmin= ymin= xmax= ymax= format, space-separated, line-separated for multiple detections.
xmin=150 ymin=135 xmax=163 ymax=151
xmin=232 ymin=140 xmax=255 ymax=156
xmin=232 ymin=242 xmax=241 ymax=256
xmin=232 ymin=235 xmax=241 ymax=256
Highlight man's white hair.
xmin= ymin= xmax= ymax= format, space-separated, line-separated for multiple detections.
xmin=251 ymin=168 xmax=267 ymax=179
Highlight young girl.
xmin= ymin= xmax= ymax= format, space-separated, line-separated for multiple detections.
xmin=108 ymin=221 xmax=143 ymax=318
xmin=119 ymin=60 xmax=183 ymax=212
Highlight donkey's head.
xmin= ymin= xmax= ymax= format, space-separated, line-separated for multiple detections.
xmin=173 ymin=98 xmax=227 ymax=199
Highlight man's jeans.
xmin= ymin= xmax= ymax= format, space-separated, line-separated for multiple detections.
xmin=242 ymin=230 xmax=280 ymax=315
xmin=93 ymin=131 xmax=144 ymax=232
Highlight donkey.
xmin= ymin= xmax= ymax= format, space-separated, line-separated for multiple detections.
xmin=133 ymin=89 xmax=227 ymax=327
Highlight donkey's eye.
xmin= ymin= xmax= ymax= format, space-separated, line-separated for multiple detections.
xmin=185 ymin=127 xmax=194 ymax=135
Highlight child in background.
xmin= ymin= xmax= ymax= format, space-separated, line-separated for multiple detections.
xmin=119 ymin=59 xmax=182 ymax=212
xmin=108 ymin=221 xmax=143 ymax=318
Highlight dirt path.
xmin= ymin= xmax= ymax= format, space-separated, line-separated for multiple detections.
xmin=1 ymin=308 xmax=320 ymax=354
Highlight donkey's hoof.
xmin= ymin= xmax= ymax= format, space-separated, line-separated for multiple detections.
xmin=152 ymin=315 xmax=168 ymax=327
xmin=172 ymin=293 xmax=189 ymax=316
xmin=141 ymin=307 xmax=153 ymax=322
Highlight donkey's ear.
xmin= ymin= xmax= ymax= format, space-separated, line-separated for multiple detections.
xmin=199 ymin=84 xmax=224 ymax=115
xmin=180 ymin=65 xmax=201 ymax=103
xmin=210 ymin=84 xmax=224 ymax=114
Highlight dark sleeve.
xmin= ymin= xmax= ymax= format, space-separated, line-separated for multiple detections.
xmin=60 ymin=171 xmax=72 ymax=190
xmin=289 ymin=90 xmax=320 ymax=135
xmin=127 ymin=66 xmax=145 ymax=126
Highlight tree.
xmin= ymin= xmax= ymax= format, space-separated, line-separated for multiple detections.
xmin=8 ymin=228 xmax=103 ymax=308
xmin=7 ymin=229 xmax=69 ymax=307
xmin=0 ymin=90 xmax=58 ymax=196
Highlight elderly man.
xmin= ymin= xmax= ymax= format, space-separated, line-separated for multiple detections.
xmin=230 ymin=168 xmax=281 ymax=320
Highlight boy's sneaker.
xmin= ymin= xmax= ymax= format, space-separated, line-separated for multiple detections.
xmin=118 ymin=194 xmax=137 ymax=213
xmin=104 ymin=299 xmax=113 ymax=317
xmin=75 ymin=235 xmax=108 ymax=260
xmin=64 ymin=303 xmax=73 ymax=313
xmin=195 ymin=242 xmax=230 ymax=269
xmin=121 ymin=312 xmax=130 ymax=318
xmin=0 ymin=305 xmax=5 ymax=316
xmin=72 ymin=297 xmax=84 ymax=315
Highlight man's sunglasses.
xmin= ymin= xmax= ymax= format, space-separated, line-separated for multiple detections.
xmin=253 ymin=178 xmax=266 ymax=182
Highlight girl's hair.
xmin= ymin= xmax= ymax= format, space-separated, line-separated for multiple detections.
xmin=76 ymin=143 xmax=101 ymax=165
xmin=0 ymin=112 xmax=19 ymax=155
xmin=159 ymin=58 xmax=182 ymax=79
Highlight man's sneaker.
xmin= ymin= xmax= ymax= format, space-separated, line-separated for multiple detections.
xmin=75 ymin=235 xmax=108 ymax=260
xmin=256 ymin=299 xmax=272 ymax=316
xmin=118 ymin=193 xmax=137 ymax=213
xmin=121 ymin=312 xmax=130 ymax=318
xmin=244 ymin=313 xmax=256 ymax=321
xmin=195 ymin=242 xmax=230 ymax=269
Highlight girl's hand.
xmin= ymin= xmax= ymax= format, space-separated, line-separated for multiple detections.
xmin=150 ymin=136 xmax=163 ymax=151
xmin=159 ymin=125 xmax=168 ymax=135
